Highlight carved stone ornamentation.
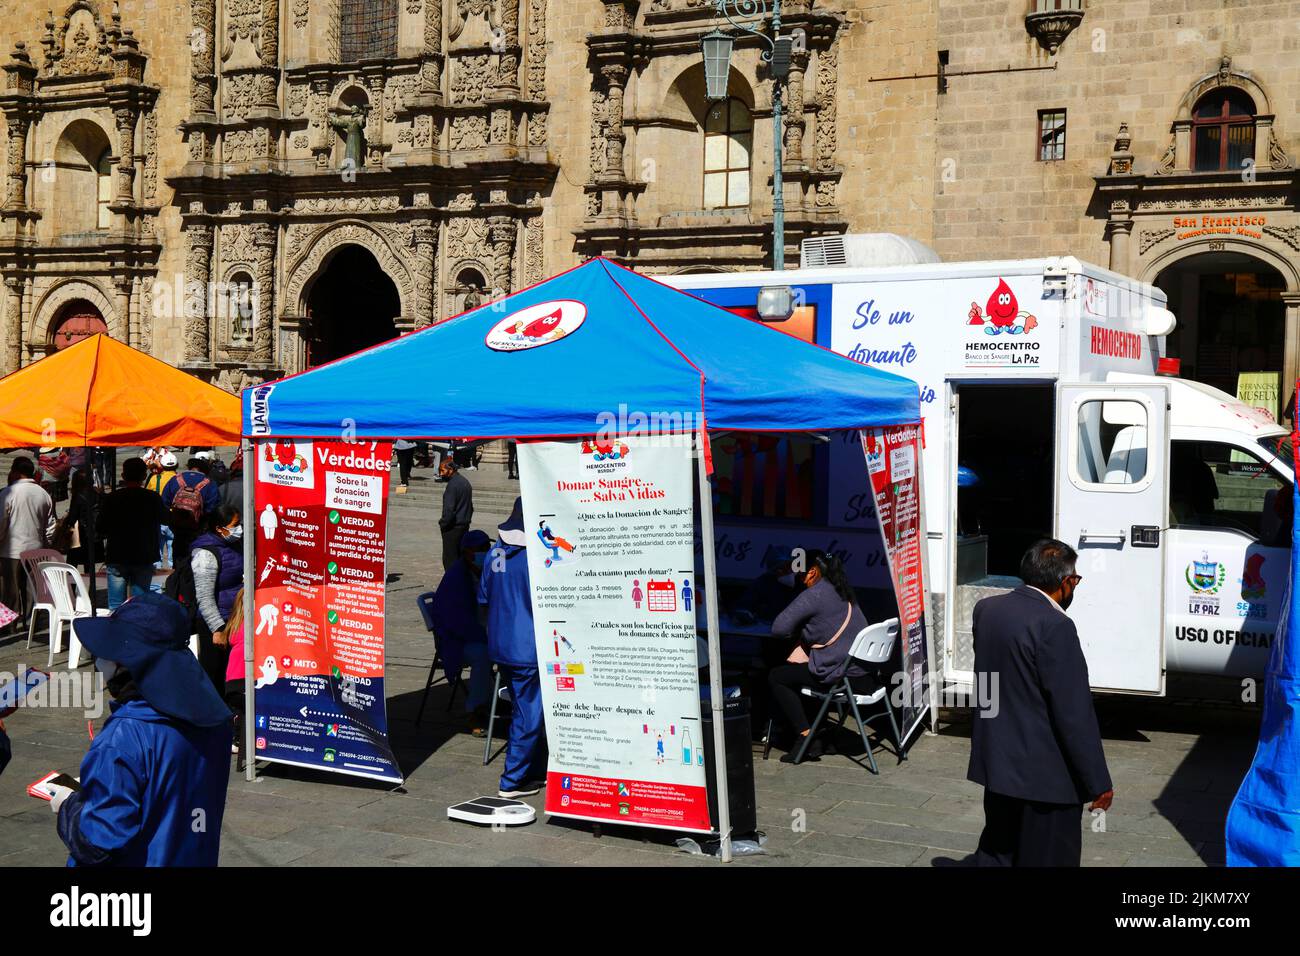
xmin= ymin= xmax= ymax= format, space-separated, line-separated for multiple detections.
xmin=525 ymin=0 xmax=546 ymax=100
xmin=815 ymin=42 xmax=838 ymax=174
xmin=450 ymin=114 xmax=488 ymax=149
xmin=1138 ymin=228 xmax=1175 ymax=254
xmin=451 ymin=55 xmax=490 ymax=105
xmin=524 ymin=216 xmax=544 ymax=285
xmin=250 ymin=222 xmax=276 ymax=364
xmin=3 ymin=278 xmax=22 ymax=374
xmin=184 ymin=223 xmax=215 ymax=362
xmin=1264 ymin=225 xmax=1300 ymax=251
xmin=495 ymin=0 xmax=520 ymax=92
xmin=600 ymin=64 xmax=626 ymax=178
xmin=411 ymin=220 xmax=438 ymax=327
xmin=1267 ymin=128 xmax=1294 ymax=171
xmin=142 ymin=111 xmax=158 ymax=200
xmin=488 ymin=215 xmax=516 ymax=294
xmin=445 ymin=216 xmax=492 ymax=268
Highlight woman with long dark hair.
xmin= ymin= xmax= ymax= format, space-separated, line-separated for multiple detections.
xmin=767 ymin=549 xmax=874 ymax=763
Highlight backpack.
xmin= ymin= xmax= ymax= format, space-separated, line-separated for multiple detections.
xmin=164 ymin=545 xmax=218 ymax=632
xmin=169 ymin=473 xmax=210 ymax=530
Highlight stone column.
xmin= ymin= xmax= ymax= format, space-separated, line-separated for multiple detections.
xmin=113 ymin=276 xmax=134 ymax=346
xmin=1283 ymin=293 xmax=1300 ymax=409
xmin=1105 ymin=217 xmax=1133 ymax=276
xmin=601 ymin=64 xmax=626 ymax=179
xmin=421 ymin=0 xmax=443 ymax=95
xmin=2 ymin=276 xmax=21 ymax=374
xmin=184 ymin=223 xmax=214 ymax=363
xmin=4 ymin=112 xmax=29 ymax=209
xmin=251 ymin=222 xmax=276 ymax=365
xmin=190 ymin=0 xmax=216 ymax=112
xmin=488 ymin=215 xmax=516 ymax=296
xmin=412 ymin=221 xmax=438 ymax=327
xmin=785 ymin=47 xmax=809 ymax=164
xmin=113 ymin=107 xmax=137 ymax=204
xmin=495 ymin=0 xmax=520 ymax=93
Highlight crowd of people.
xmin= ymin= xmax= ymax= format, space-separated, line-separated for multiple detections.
xmin=0 ymin=436 xmax=1116 ymax=870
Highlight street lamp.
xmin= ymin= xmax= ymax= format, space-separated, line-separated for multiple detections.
xmin=701 ymin=0 xmax=793 ymax=270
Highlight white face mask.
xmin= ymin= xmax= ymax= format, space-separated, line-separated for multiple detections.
xmin=225 ymin=524 xmax=244 ymax=539
xmin=95 ymin=658 xmax=119 ymax=681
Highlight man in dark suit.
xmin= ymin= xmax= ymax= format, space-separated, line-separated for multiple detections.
xmin=967 ymin=539 xmax=1114 ymax=866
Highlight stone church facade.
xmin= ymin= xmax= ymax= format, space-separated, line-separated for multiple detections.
xmin=1 ymin=0 xmax=1298 ymax=393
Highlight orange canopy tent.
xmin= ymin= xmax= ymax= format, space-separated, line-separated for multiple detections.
xmin=0 ymin=333 xmax=240 ymax=447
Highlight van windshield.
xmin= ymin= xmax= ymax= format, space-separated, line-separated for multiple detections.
xmin=1258 ymin=435 xmax=1295 ymax=476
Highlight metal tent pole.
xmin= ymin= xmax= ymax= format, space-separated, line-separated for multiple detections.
xmin=242 ymin=438 xmax=257 ymax=782
xmin=696 ymin=429 xmax=732 ymax=862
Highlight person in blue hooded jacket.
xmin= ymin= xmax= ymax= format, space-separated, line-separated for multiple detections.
xmin=53 ymin=591 xmax=233 ymax=866
xmin=479 ymin=497 xmax=546 ymax=798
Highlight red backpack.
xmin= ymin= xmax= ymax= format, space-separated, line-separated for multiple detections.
xmin=169 ymin=473 xmax=210 ymax=530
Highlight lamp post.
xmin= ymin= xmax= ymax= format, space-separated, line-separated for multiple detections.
xmin=701 ymin=0 xmax=794 ymax=270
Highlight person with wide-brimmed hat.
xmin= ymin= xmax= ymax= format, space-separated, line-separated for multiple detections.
xmin=54 ymin=592 xmax=233 ymax=866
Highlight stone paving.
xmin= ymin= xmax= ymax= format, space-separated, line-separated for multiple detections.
xmin=0 ymin=460 xmax=1261 ymax=866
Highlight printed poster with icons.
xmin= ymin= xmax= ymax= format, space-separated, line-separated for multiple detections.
xmin=861 ymin=424 xmax=931 ymax=750
xmin=517 ymin=436 xmax=710 ymax=833
xmin=251 ymin=438 xmax=402 ymax=783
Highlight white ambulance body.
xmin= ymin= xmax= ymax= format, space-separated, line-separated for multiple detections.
xmin=667 ymin=257 xmax=1292 ymax=696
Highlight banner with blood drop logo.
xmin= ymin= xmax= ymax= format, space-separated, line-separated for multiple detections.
xmin=251 ymin=439 xmax=402 ymax=783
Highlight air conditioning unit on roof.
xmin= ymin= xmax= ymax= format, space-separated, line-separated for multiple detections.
xmin=800 ymin=233 xmax=941 ymax=269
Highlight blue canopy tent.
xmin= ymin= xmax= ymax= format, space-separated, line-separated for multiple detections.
xmin=1226 ymin=432 xmax=1300 ymax=865
xmin=241 ymin=258 xmax=918 ymax=438
xmin=239 ymin=258 xmax=922 ymax=859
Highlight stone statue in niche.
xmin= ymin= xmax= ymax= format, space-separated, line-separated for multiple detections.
xmin=329 ymin=104 xmax=369 ymax=168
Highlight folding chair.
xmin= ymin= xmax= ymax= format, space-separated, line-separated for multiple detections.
xmin=415 ymin=591 xmax=466 ymax=725
xmin=21 ymin=548 xmax=62 ymax=649
xmin=38 ymin=561 xmax=110 ymax=669
xmin=769 ymin=617 xmax=907 ymax=773
xmin=482 ymin=670 xmax=512 ymax=765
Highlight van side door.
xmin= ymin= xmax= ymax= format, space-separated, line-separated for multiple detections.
xmin=1055 ymin=383 xmax=1170 ymax=694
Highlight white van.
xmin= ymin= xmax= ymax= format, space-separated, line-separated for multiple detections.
xmin=667 ymin=258 xmax=1292 ymax=696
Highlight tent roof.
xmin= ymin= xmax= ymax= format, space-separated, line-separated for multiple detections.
xmin=0 ymin=334 xmax=241 ymax=448
xmin=242 ymin=258 xmax=920 ymax=439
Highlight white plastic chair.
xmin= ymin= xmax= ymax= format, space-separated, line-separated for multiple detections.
xmin=21 ymin=548 xmax=62 ymax=651
xmin=38 ymin=561 xmax=109 ymax=669
xmin=776 ymin=617 xmax=907 ymax=773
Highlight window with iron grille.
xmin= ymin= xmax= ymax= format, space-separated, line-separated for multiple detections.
xmin=339 ymin=0 xmax=398 ymax=62
xmin=1038 ymin=109 xmax=1066 ymax=161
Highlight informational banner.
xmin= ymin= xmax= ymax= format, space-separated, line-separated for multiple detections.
xmin=861 ymin=425 xmax=930 ymax=748
xmin=518 ymin=437 xmax=710 ymax=833
xmin=251 ymin=439 xmax=402 ymax=783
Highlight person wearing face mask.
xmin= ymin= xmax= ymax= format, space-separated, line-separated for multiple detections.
xmin=766 ymin=550 xmax=873 ymax=763
xmin=966 ymin=539 xmax=1113 ymax=867
xmin=430 ymin=529 xmax=493 ymax=734
xmin=187 ymin=504 xmax=244 ymax=690
xmin=54 ymin=592 xmax=232 ymax=866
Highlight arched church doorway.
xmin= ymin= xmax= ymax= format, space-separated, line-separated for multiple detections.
xmin=305 ymin=244 xmax=400 ymax=366
xmin=1155 ymin=252 xmax=1287 ymax=419
xmin=50 ymin=299 xmax=108 ymax=350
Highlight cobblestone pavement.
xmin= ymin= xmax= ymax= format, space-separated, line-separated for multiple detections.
xmin=0 ymin=461 xmax=1260 ymax=866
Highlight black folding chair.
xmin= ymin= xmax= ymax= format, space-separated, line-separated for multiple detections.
xmin=482 ymin=670 xmax=512 ymax=765
xmin=415 ymin=591 xmax=465 ymax=725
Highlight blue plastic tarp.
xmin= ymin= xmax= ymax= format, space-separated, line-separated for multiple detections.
xmin=242 ymin=258 xmax=920 ymax=439
xmin=1226 ymin=433 xmax=1300 ymax=866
